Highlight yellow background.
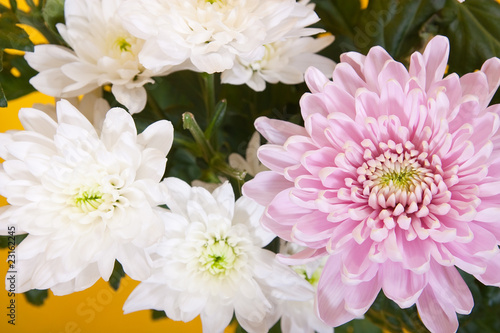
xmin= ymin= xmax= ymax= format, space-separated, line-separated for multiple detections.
xmin=0 ymin=1 xmax=233 ymax=332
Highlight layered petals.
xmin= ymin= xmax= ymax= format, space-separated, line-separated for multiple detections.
xmin=243 ymin=35 xmax=500 ymax=332
xmin=0 ymin=100 xmax=174 ymax=294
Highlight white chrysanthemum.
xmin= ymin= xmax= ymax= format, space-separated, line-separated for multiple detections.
xmin=229 ymin=132 xmax=268 ymax=177
xmin=25 ymin=0 xmax=171 ymax=114
xmin=119 ymin=0 xmax=327 ymax=74
xmin=0 ymin=100 xmax=174 ymax=295
xmin=31 ymin=91 xmax=110 ymax=134
xmin=221 ymin=34 xmax=335 ymax=91
xmin=277 ymin=242 xmax=333 ymax=333
xmin=123 ymin=179 xmax=312 ymax=333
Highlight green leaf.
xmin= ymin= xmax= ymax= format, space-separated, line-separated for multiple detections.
xmin=42 ymin=0 xmax=65 ymax=32
xmin=23 ymin=289 xmax=48 ymax=306
xmin=204 ymin=99 xmax=227 ymax=141
xmin=312 ymin=0 xmax=363 ymax=59
xmin=0 ymin=234 xmax=28 ymax=248
xmin=355 ymin=0 xmax=446 ymax=59
xmin=0 ymin=49 xmax=6 ymax=107
xmin=8 ymin=0 xmax=17 ymax=13
xmin=0 ymin=52 xmax=37 ymax=101
xmin=0 ymin=84 xmax=6 ymax=108
xmin=335 ymin=318 xmax=383 ymax=333
xmin=108 ymin=260 xmax=125 ymax=291
xmin=435 ymin=0 xmax=500 ymax=76
xmin=365 ymin=292 xmax=429 ymax=333
xmin=0 ymin=11 xmax=34 ymax=52
xmin=457 ymin=272 xmax=500 ymax=332
xmin=151 ymin=309 xmax=168 ymax=320
xmin=313 ymin=0 xmax=363 ymax=38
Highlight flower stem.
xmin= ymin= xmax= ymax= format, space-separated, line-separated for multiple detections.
xmin=201 ymin=73 xmax=216 ymax=121
xmin=182 ymin=112 xmax=246 ymax=182
xmin=183 ymin=112 xmax=214 ymax=162
xmin=147 ymin=94 xmax=165 ymax=120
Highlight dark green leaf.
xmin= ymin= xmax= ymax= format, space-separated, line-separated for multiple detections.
xmin=0 ymin=234 xmax=28 ymax=248
xmin=108 ymin=260 xmax=125 ymax=291
xmin=8 ymin=0 xmax=17 ymax=13
xmin=204 ymin=99 xmax=227 ymax=141
xmin=0 ymin=52 xmax=37 ymax=101
xmin=355 ymin=0 xmax=446 ymax=59
xmin=42 ymin=0 xmax=65 ymax=32
xmin=0 ymin=11 xmax=34 ymax=52
xmin=151 ymin=309 xmax=168 ymax=320
xmin=365 ymin=292 xmax=429 ymax=333
xmin=0 ymin=84 xmax=6 ymax=108
xmin=23 ymin=289 xmax=48 ymax=306
xmin=0 ymin=49 xmax=6 ymax=107
xmin=312 ymin=0 xmax=363 ymax=59
xmin=335 ymin=318 xmax=383 ymax=333
xmin=457 ymin=272 xmax=500 ymax=332
xmin=435 ymin=0 xmax=500 ymax=75
xmin=313 ymin=0 xmax=363 ymax=38
xmin=164 ymin=147 xmax=202 ymax=183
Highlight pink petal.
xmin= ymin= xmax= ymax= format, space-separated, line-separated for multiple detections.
xmin=304 ymin=66 xmax=330 ymax=93
xmin=316 ymin=255 xmax=358 ymax=326
xmin=300 ymin=93 xmax=331 ymax=119
xmin=475 ymin=252 xmax=500 ymax=287
xmin=416 ymin=286 xmax=459 ymax=333
xmin=258 ymin=144 xmax=298 ymax=172
xmin=428 ymin=261 xmax=473 ymax=314
xmin=343 ymin=274 xmax=381 ymax=316
xmin=480 ymin=57 xmax=500 ymax=107
xmin=254 ymin=116 xmax=307 ymax=145
xmin=339 ymin=51 xmax=366 ymax=78
xmin=362 ymin=46 xmax=393 ymax=92
xmin=421 ymin=36 xmax=450 ymax=90
xmin=381 ymin=261 xmax=427 ymax=308
xmin=242 ymin=171 xmax=292 ymax=206
xmin=341 ymin=240 xmax=379 ymax=283
xmin=331 ymin=63 xmax=367 ymax=97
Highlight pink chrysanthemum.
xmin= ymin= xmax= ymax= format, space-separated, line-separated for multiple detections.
xmin=242 ymin=36 xmax=500 ymax=332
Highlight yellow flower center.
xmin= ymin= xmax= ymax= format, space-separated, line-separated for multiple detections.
xmin=199 ymin=238 xmax=238 ymax=277
xmin=72 ymin=186 xmax=106 ymax=213
xmin=115 ymin=37 xmax=132 ymax=52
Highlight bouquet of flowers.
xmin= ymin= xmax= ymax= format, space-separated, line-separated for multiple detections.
xmin=1 ymin=0 xmax=500 ymax=332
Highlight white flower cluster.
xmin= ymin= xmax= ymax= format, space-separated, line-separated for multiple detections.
xmin=0 ymin=98 xmax=329 ymax=332
xmin=1 ymin=0 xmax=338 ymax=331
xmin=25 ymin=0 xmax=335 ymax=114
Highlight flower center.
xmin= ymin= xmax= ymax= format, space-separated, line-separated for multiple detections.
xmin=115 ymin=37 xmax=132 ymax=52
xmin=68 ymin=173 xmax=127 ymax=215
xmin=379 ymin=168 xmax=417 ymax=191
xmin=249 ymin=44 xmax=276 ymax=72
xmin=293 ymin=265 xmax=322 ymax=288
xmin=73 ymin=186 xmax=106 ymax=213
xmin=199 ymin=237 xmax=238 ymax=277
xmin=351 ymin=139 xmax=452 ymax=241
xmin=358 ymin=140 xmax=436 ymax=210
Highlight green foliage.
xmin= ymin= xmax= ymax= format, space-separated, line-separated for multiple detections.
xmin=0 ymin=10 xmax=34 ymax=51
xmin=366 ymin=293 xmax=429 ymax=333
xmin=151 ymin=309 xmax=168 ymax=320
xmin=23 ymin=289 xmax=49 ymax=306
xmin=433 ymin=0 xmax=500 ymax=104
xmin=335 ymin=318 xmax=383 ymax=333
xmin=0 ymin=234 xmax=27 ymax=248
xmin=457 ymin=272 xmax=500 ymax=332
xmin=42 ymin=0 xmax=65 ymax=32
xmin=434 ymin=0 xmax=500 ymax=75
xmin=0 ymin=52 xmax=37 ymax=102
xmin=314 ymin=0 xmax=446 ymax=63
xmin=108 ymin=260 xmax=126 ymax=291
